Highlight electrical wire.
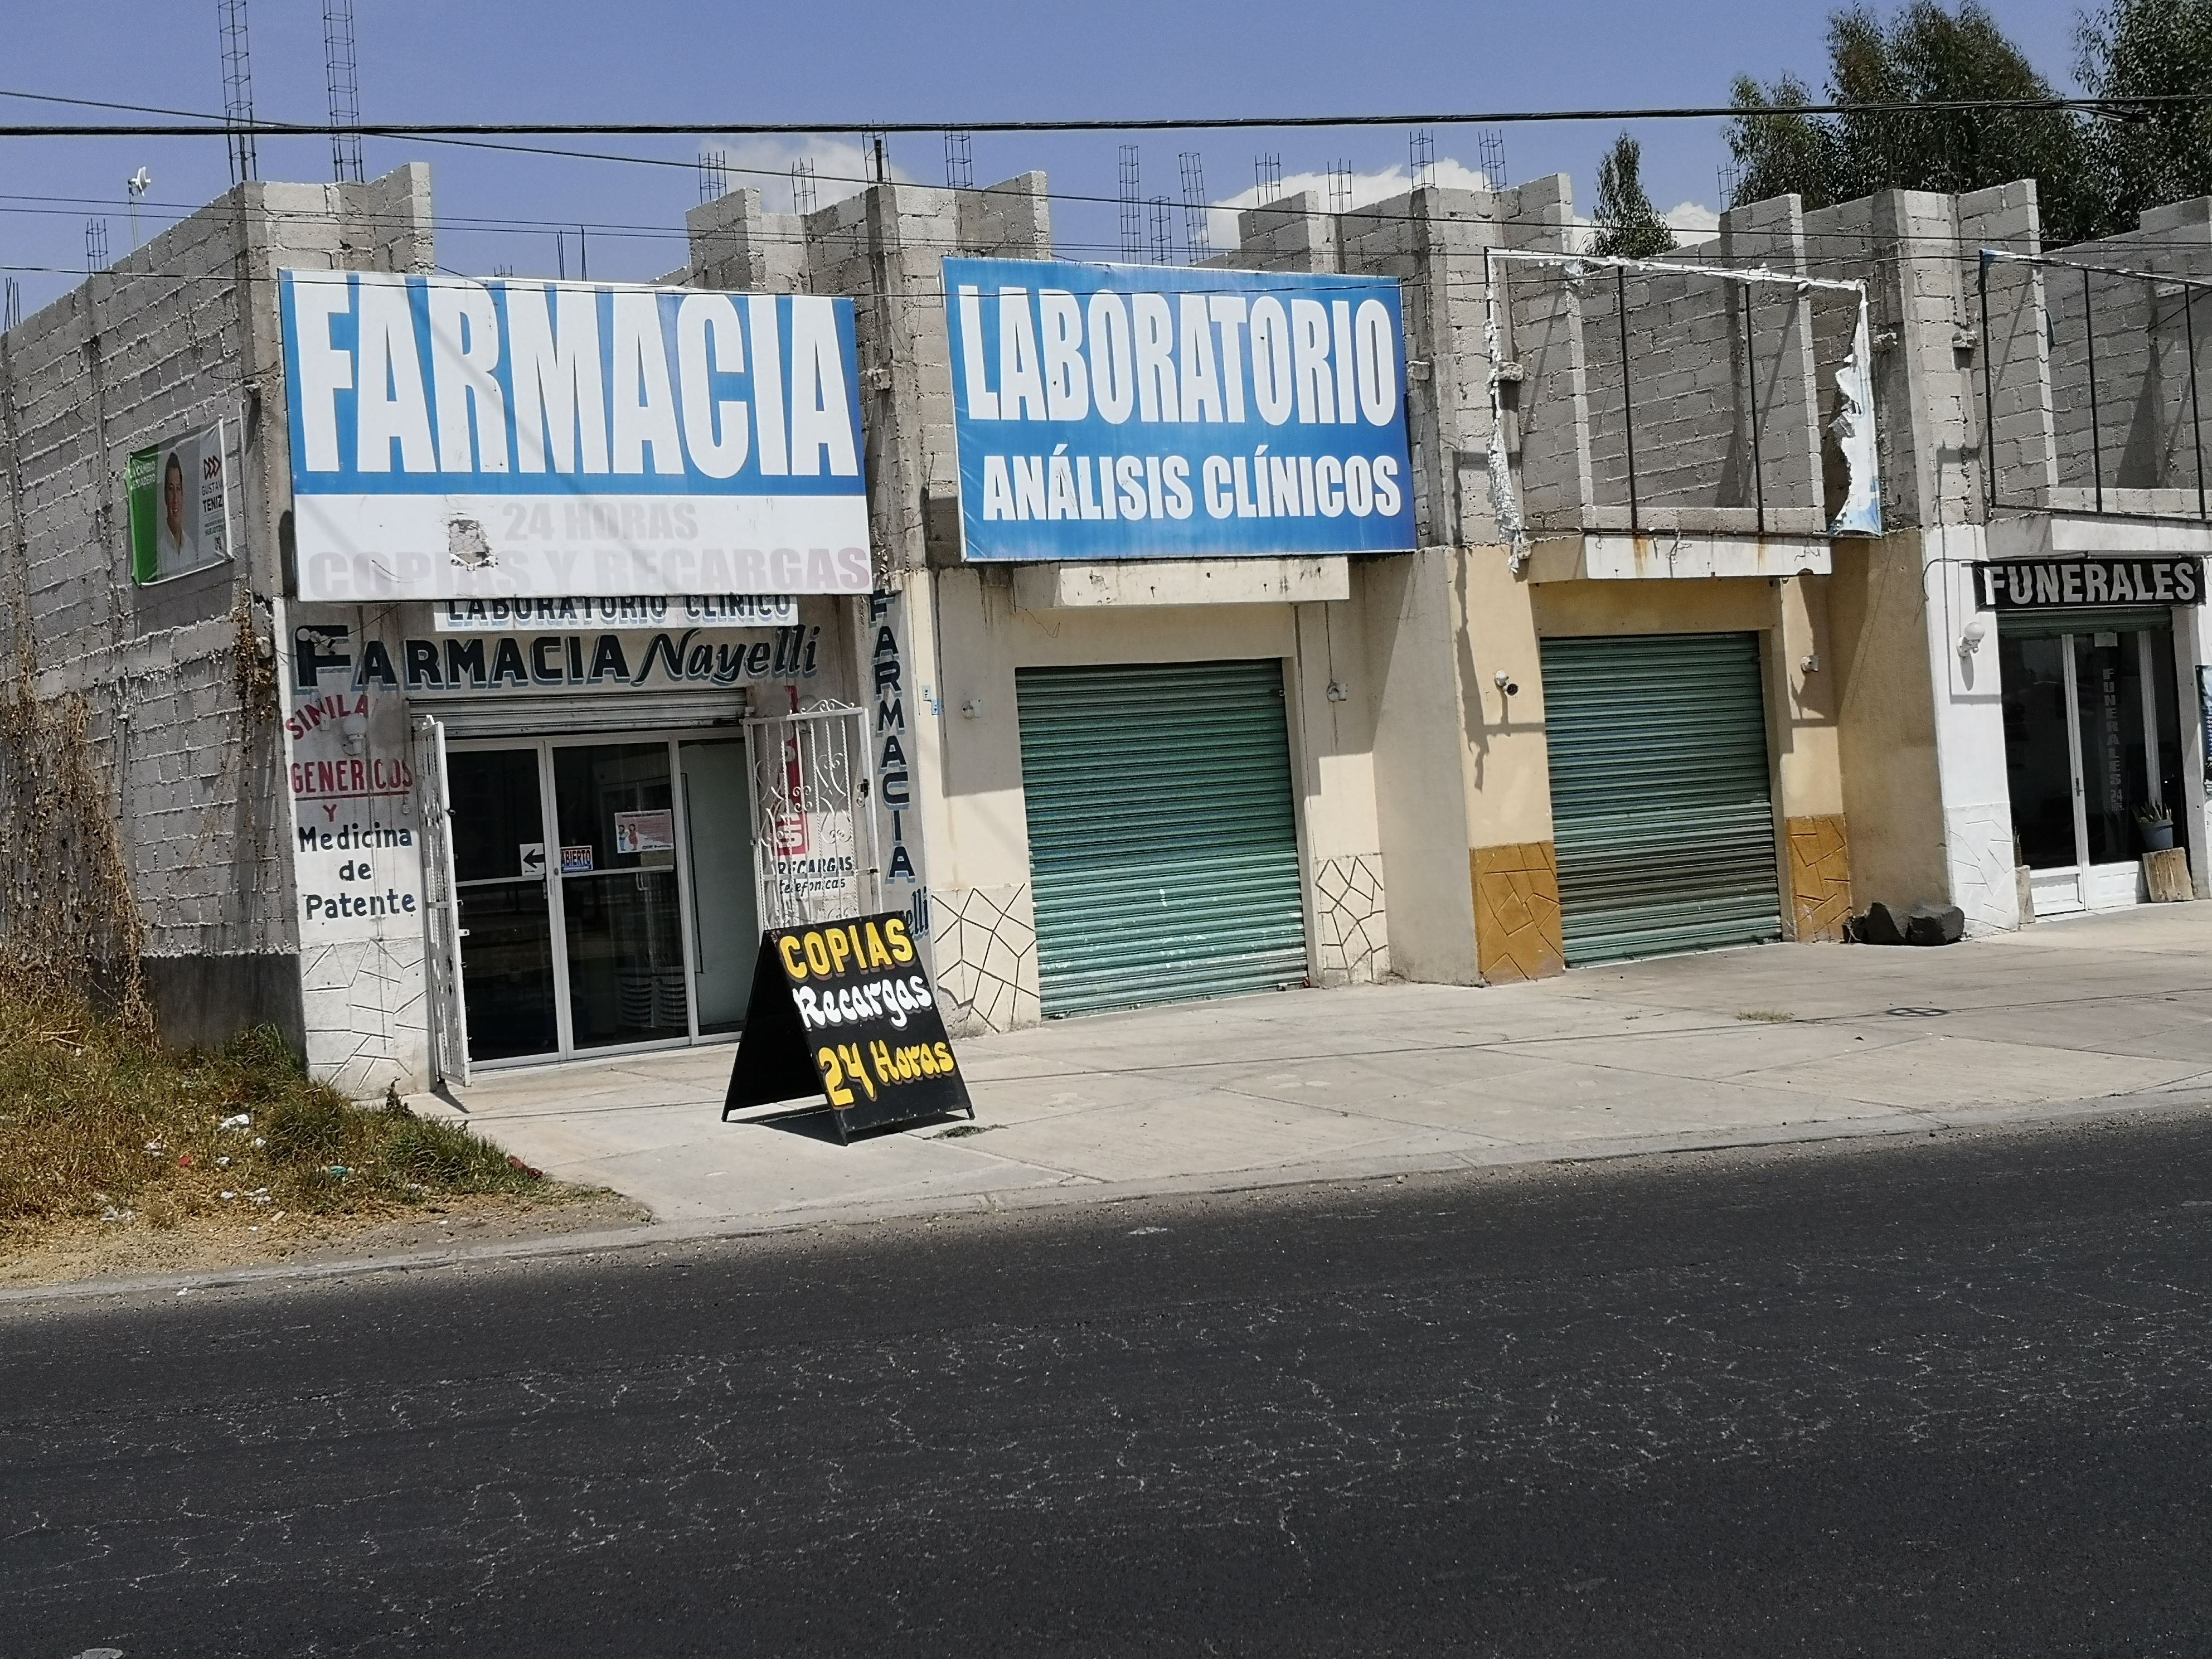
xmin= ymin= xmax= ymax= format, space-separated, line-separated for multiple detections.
xmin=1 ymin=91 xmax=2209 ymax=139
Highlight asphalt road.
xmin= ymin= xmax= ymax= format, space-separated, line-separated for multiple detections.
xmin=8 ymin=1109 xmax=2212 ymax=1657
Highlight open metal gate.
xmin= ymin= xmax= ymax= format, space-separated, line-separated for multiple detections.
xmin=743 ymin=703 xmax=881 ymax=929
xmin=411 ymin=714 xmax=470 ymax=1086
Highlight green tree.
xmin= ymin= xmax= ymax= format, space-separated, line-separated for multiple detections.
xmin=1592 ymin=134 xmax=1678 ymax=259
xmin=2079 ymin=0 xmax=2212 ymax=230
xmin=1727 ymin=3 xmax=2100 ymax=242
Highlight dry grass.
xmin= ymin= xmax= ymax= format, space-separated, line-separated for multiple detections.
xmin=0 ymin=969 xmax=552 ymax=1253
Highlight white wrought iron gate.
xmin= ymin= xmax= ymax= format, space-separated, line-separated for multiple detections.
xmin=412 ymin=714 xmax=471 ymax=1086
xmin=743 ymin=704 xmax=881 ymax=928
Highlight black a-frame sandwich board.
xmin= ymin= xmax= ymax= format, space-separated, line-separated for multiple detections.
xmin=721 ymin=913 xmax=974 ymax=1143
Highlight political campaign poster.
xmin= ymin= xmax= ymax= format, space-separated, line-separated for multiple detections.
xmin=944 ymin=257 xmax=1415 ymax=562
xmin=128 ymin=422 xmax=232 ymax=584
xmin=721 ymin=912 xmax=972 ymax=1141
xmin=278 ymin=273 xmax=869 ymax=602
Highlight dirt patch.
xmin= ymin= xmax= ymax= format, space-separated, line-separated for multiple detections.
xmin=0 ymin=1187 xmax=651 ymax=1289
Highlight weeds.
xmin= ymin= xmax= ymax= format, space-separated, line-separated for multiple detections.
xmin=0 ymin=969 xmax=545 ymax=1245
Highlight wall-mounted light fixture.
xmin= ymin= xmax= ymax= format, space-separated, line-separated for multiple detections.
xmin=1493 ymin=668 xmax=1520 ymax=697
xmin=1326 ymin=681 xmax=1349 ymax=702
xmin=1800 ymin=652 xmax=1821 ymax=675
xmin=1958 ymin=617 xmax=1988 ymax=661
xmin=961 ymin=697 xmax=983 ymax=719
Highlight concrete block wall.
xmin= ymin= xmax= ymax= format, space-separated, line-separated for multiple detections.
xmin=1503 ymin=186 xmax=1833 ymax=537
xmin=1804 ymin=189 xmax=1983 ymax=532
xmin=1954 ymin=182 xmax=2058 ymax=511
xmin=1580 ymin=265 xmax=1749 ymax=523
xmin=0 ymin=164 xmax=434 ymax=1054
xmin=2041 ymin=198 xmax=2212 ymax=507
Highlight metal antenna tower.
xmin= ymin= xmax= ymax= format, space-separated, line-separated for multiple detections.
xmin=1147 ymin=195 xmax=1174 ymax=265
xmin=1409 ymin=129 xmax=1435 ymax=190
xmin=1477 ymin=129 xmax=1508 ymax=188
xmin=697 ymin=148 xmax=729 ymax=204
xmin=1327 ymin=162 xmax=1353 ymax=215
xmin=943 ymin=130 xmax=972 ymax=190
xmin=1254 ymin=153 xmax=1281 ymax=205
xmin=791 ymin=158 xmax=818 ymax=215
xmin=218 ymin=0 xmax=258 ymax=185
xmin=1118 ymin=144 xmax=1142 ymax=259
xmin=323 ymin=0 xmax=363 ymax=183
xmin=85 ymin=219 xmax=110 ymax=272
xmin=1178 ymin=152 xmax=1211 ymax=263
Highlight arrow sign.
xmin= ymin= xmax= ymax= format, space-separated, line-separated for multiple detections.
xmin=518 ymin=842 xmax=546 ymax=877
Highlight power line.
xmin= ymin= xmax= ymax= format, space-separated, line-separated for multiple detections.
xmin=0 ymin=92 xmax=2206 ymax=142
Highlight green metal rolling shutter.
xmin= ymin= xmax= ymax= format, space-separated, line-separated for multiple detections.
xmin=1017 ymin=659 xmax=1308 ymax=1016
xmin=1540 ymin=631 xmax=1782 ymax=966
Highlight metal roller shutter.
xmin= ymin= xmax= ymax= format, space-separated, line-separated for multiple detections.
xmin=1017 ymin=659 xmax=1308 ymax=1016
xmin=1540 ymin=631 xmax=1782 ymax=966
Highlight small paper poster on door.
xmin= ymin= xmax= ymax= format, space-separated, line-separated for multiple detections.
xmin=614 ymin=809 xmax=676 ymax=856
xmin=560 ymin=845 xmax=595 ymax=874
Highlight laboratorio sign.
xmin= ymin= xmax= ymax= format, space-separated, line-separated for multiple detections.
xmin=296 ymin=624 xmax=825 ymax=694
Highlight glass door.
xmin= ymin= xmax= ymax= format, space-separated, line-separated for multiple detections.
xmin=1999 ymin=623 xmax=2182 ymax=915
xmin=446 ymin=732 xmax=760 ymax=1066
xmin=554 ymin=742 xmax=690 ymax=1050
xmin=680 ymin=740 xmax=759 ymax=1033
xmin=449 ymin=746 xmax=560 ymax=1061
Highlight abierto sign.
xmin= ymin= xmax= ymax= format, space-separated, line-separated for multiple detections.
xmin=278 ymin=273 xmax=869 ymax=602
xmin=944 ymin=258 xmax=1415 ymax=562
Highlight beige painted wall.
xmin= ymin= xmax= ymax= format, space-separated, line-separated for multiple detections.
xmin=922 ymin=563 xmax=1381 ymax=911
xmin=1770 ymin=575 xmax=1845 ymax=819
xmin=1362 ymin=551 xmax=1481 ymax=982
xmin=1828 ymin=532 xmax=1950 ymax=906
xmin=1458 ymin=551 xmax=1555 ymax=848
xmin=923 ymin=566 xmax=1032 ymax=894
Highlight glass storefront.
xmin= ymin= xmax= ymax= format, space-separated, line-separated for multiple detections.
xmin=1998 ymin=612 xmax=2183 ymax=915
xmin=448 ymin=733 xmax=759 ymax=1064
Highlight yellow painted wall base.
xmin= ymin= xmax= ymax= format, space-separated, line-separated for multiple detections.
xmin=1786 ymin=814 xmax=1854 ymax=942
xmin=1472 ymin=842 xmax=1565 ymax=983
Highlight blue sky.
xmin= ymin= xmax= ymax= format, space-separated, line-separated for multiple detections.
xmin=3 ymin=1 xmax=2084 ymax=314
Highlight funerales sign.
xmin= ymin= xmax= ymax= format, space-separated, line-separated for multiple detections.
xmin=944 ymin=258 xmax=1415 ymax=561
xmin=1973 ymin=557 xmax=2205 ymax=610
xmin=278 ymin=273 xmax=869 ymax=603
xmin=722 ymin=913 xmax=973 ymax=1142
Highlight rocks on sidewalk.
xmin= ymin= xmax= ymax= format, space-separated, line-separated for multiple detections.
xmin=1847 ymin=900 xmax=1964 ymax=947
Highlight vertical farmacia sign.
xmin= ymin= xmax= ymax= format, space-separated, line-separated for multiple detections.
xmin=943 ymin=258 xmax=1415 ymax=561
xmin=278 ymin=273 xmax=870 ymax=601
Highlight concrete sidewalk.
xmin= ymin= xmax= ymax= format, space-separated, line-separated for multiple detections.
xmin=422 ymin=904 xmax=2212 ymax=1231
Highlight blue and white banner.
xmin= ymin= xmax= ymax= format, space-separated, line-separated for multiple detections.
xmin=279 ymin=272 xmax=870 ymax=601
xmin=944 ymin=258 xmax=1414 ymax=562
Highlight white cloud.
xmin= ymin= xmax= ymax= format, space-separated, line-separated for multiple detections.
xmin=1201 ymin=156 xmax=1500 ymax=250
xmin=701 ymin=136 xmax=915 ymax=214
xmin=1664 ymin=200 xmax=1721 ymax=239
